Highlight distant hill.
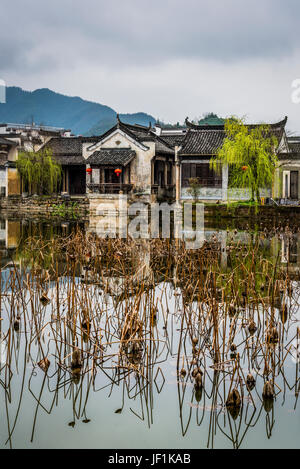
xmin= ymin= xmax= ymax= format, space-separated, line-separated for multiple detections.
xmin=197 ymin=113 xmax=225 ymax=126
xmin=0 ymin=86 xmax=156 ymax=136
xmin=158 ymin=113 xmax=224 ymax=129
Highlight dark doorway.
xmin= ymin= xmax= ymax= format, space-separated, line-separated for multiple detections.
xmin=69 ymin=166 xmax=86 ymax=195
xmin=154 ymin=161 xmax=165 ymax=187
xmin=104 ymin=168 xmax=122 ymax=184
xmin=290 ymin=171 xmax=299 ymax=199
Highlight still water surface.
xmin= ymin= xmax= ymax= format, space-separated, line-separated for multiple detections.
xmin=0 ymin=217 xmax=299 ymax=449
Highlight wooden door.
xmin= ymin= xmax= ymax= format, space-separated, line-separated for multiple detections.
xmin=290 ymin=171 xmax=298 ymax=199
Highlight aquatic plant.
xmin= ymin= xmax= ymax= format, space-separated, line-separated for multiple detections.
xmin=0 ymin=226 xmax=299 ymax=449
xmin=51 ymin=202 xmax=79 ymax=219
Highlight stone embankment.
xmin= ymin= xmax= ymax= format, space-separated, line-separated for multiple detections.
xmin=0 ymin=196 xmax=89 ymax=218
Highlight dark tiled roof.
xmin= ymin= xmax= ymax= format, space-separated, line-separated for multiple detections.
xmin=278 ymin=153 xmax=300 ymax=161
xmin=87 ymin=119 xmax=175 ymax=157
xmin=0 ymin=137 xmax=17 ymax=146
xmin=122 ymin=125 xmax=174 ymax=155
xmin=288 ymin=138 xmax=300 ymax=154
xmin=123 ymin=123 xmax=149 ymax=136
xmin=185 ymin=116 xmax=288 ymax=131
xmin=81 ymin=137 xmax=101 ymax=143
xmin=119 ymin=120 xmax=153 ymax=140
xmin=159 ymin=134 xmax=187 ymax=148
xmin=43 ymin=136 xmax=100 ymax=165
xmin=155 ymin=139 xmax=176 ymax=155
xmin=43 ymin=137 xmax=82 ymax=155
xmin=180 ymin=129 xmax=225 ymax=155
xmin=0 ymin=133 xmax=21 ymax=140
xmin=44 ymin=136 xmax=100 ymax=154
xmin=289 ymin=142 xmax=300 ymax=153
xmin=0 ymin=154 xmax=8 ymax=167
xmin=117 ymin=120 xmax=174 ymax=155
xmin=119 ymin=122 xmax=162 ymax=148
xmin=87 ymin=148 xmax=136 ymax=166
xmin=87 ymin=122 xmax=152 ymax=150
xmin=54 ymin=154 xmax=86 ymax=165
xmin=180 ymin=118 xmax=287 ymax=156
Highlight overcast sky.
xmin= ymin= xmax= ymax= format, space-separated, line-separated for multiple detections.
xmin=1 ymin=0 xmax=300 ymax=132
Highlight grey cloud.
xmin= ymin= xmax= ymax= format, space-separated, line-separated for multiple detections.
xmin=1 ymin=0 xmax=300 ymax=75
xmin=1 ymin=0 xmax=300 ymax=132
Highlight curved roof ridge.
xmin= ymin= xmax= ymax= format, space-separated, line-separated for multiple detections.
xmin=185 ymin=116 xmax=288 ymax=131
xmin=180 ymin=128 xmax=192 ymax=147
xmin=151 ymin=132 xmax=175 ymax=150
xmin=0 ymin=137 xmax=17 ymax=147
xmin=185 ymin=117 xmax=225 ymax=131
xmin=117 ymin=115 xmax=152 ymax=132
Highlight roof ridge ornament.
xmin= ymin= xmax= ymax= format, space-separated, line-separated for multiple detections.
xmin=278 ymin=116 xmax=288 ymax=128
xmin=185 ymin=115 xmax=288 ymax=131
xmin=185 ymin=116 xmax=225 ymax=131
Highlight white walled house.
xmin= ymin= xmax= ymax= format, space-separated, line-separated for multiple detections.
xmin=171 ymin=117 xmax=290 ymax=202
xmin=84 ymin=117 xmax=174 ymax=198
xmin=0 ymin=116 xmax=299 ymax=204
xmin=44 ymin=116 xmax=175 ymax=200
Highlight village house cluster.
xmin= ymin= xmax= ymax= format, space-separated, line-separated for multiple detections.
xmin=0 ymin=116 xmax=299 ymax=203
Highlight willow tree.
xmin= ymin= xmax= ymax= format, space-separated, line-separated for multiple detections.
xmin=16 ymin=148 xmax=62 ymax=195
xmin=210 ymin=118 xmax=279 ymax=202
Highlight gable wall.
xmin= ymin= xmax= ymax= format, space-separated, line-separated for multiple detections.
xmin=85 ymin=131 xmax=156 ymax=193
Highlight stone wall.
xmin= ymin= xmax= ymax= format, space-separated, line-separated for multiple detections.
xmin=0 ymin=196 xmax=89 ymax=218
xmin=204 ymin=204 xmax=300 ymax=228
xmin=227 ymin=187 xmax=272 ymax=200
xmin=200 ymin=204 xmax=300 ymax=232
xmin=181 ymin=186 xmax=224 ymax=201
xmin=1 ymin=195 xmax=300 ymax=233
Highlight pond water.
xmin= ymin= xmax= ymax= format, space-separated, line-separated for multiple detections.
xmin=0 ymin=216 xmax=299 ymax=449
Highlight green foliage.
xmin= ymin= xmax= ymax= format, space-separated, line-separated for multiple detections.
xmin=210 ymin=117 xmax=279 ymax=202
xmin=51 ymin=202 xmax=79 ymax=219
xmin=16 ymin=148 xmax=62 ymax=195
xmin=187 ymin=178 xmax=201 ymax=201
xmin=196 ymin=113 xmax=225 ymax=126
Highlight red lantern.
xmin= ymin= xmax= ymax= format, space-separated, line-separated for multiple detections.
xmin=242 ymin=166 xmax=248 ymax=172
xmin=114 ymin=168 xmax=122 ymax=177
xmin=86 ymin=168 xmax=92 ymax=175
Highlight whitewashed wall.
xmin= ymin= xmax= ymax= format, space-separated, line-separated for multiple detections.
xmin=85 ymin=130 xmax=155 ymax=195
xmin=0 ymin=169 xmax=6 ymax=196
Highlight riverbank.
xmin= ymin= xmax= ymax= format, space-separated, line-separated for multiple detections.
xmin=202 ymin=204 xmax=300 ymax=231
xmin=1 ymin=196 xmax=300 ymax=228
xmin=0 ymin=195 xmax=89 ymax=218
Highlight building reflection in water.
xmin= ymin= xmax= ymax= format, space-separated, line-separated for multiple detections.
xmin=0 ymin=215 xmax=300 ymax=275
xmin=280 ymin=234 xmax=300 ymax=266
